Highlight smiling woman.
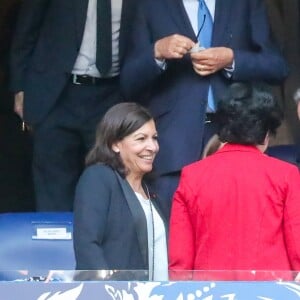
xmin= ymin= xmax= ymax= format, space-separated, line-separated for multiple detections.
xmin=111 ymin=119 xmax=159 ymax=191
xmin=73 ymin=102 xmax=168 ymax=281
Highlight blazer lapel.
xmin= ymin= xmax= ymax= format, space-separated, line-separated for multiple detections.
xmin=115 ymin=172 xmax=148 ymax=267
xmin=119 ymin=0 xmax=131 ymax=60
xmin=165 ymin=0 xmax=196 ymax=40
xmin=212 ymin=0 xmax=234 ymax=46
xmin=73 ymin=0 xmax=89 ymax=47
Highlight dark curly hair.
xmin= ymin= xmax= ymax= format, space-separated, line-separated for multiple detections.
xmin=216 ymin=82 xmax=283 ymax=145
xmin=85 ymin=102 xmax=153 ymax=177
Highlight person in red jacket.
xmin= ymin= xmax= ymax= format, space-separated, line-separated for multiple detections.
xmin=169 ymin=82 xmax=300 ymax=280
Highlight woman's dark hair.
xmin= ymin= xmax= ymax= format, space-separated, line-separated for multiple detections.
xmin=216 ymin=82 xmax=283 ymax=145
xmin=86 ymin=102 xmax=153 ymax=176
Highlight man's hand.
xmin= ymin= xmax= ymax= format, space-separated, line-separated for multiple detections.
xmin=154 ymin=34 xmax=195 ymax=60
xmin=14 ymin=91 xmax=24 ymax=119
xmin=297 ymin=102 xmax=300 ymax=120
xmin=190 ymin=47 xmax=234 ymax=76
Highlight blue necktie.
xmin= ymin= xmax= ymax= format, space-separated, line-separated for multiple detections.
xmin=198 ymin=0 xmax=215 ymax=112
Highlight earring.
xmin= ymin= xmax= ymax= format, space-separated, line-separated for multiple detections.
xmin=112 ymin=145 xmax=120 ymax=153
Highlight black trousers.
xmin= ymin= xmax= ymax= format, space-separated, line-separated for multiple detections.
xmin=32 ymin=78 xmax=121 ymax=211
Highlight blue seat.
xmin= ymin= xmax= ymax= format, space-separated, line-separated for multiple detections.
xmin=267 ymin=144 xmax=299 ymax=166
xmin=0 ymin=212 xmax=75 ymax=271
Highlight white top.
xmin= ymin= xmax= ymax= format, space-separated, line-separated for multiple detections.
xmin=135 ymin=192 xmax=169 ymax=281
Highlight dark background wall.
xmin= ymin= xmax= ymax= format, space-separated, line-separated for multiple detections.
xmin=0 ymin=0 xmax=35 ymax=212
xmin=0 ymin=0 xmax=299 ymax=212
xmin=265 ymin=0 xmax=300 ymax=145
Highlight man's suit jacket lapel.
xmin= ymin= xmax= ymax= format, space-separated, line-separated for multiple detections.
xmin=165 ymin=0 xmax=197 ymax=40
xmin=73 ymin=0 xmax=89 ymax=48
xmin=212 ymin=0 xmax=234 ymax=46
xmin=164 ymin=0 xmax=236 ymax=44
xmin=119 ymin=0 xmax=135 ymax=60
xmin=115 ymin=172 xmax=148 ymax=267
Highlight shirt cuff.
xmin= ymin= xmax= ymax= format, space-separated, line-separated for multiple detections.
xmin=155 ymin=58 xmax=167 ymax=70
xmin=223 ymin=60 xmax=235 ymax=78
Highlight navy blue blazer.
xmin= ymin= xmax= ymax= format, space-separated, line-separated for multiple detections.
xmin=10 ymin=0 xmax=136 ymax=125
xmin=120 ymin=0 xmax=289 ymax=175
xmin=73 ymin=164 xmax=167 ymax=271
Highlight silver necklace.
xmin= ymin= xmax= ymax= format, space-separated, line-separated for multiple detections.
xmin=144 ymin=183 xmax=155 ymax=281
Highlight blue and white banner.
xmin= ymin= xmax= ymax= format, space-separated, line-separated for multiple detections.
xmin=0 ymin=281 xmax=300 ymax=300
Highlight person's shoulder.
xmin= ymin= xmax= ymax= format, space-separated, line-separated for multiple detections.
xmin=79 ymin=164 xmax=117 ymax=183
xmin=181 ymin=159 xmax=207 ymax=175
xmin=83 ymin=163 xmax=112 ymax=173
xmin=75 ymin=165 xmax=119 ymax=207
xmin=185 ymin=149 xmax=222 ymax=170
xmin=75 ymin=164 xmax=120 ymax=199
xmin=263 ymin=154 xmax=300 ymax=175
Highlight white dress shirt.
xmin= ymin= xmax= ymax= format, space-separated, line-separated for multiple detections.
xmin=72 ymin=0 xmax=122 ymax=77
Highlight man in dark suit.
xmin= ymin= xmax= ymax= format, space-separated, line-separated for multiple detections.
xmin=10 ymin=0 xmax=136 ymax=211
xmin=120 ymin=0 xmax=289 ymax=215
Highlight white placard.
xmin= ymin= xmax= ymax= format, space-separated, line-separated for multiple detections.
xmin=32 ymin=227 xmax=72 ymax=240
